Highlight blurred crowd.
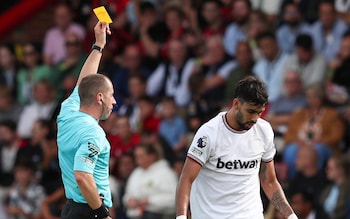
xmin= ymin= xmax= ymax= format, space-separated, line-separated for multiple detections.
xmin=0 ymin=0 xmax=350 ymax=218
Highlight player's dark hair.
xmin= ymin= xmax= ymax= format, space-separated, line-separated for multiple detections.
xmin=78 ymin=74 xmax=110 ymax=106
xmin=233 ymin=76 xmax=268 ymax=106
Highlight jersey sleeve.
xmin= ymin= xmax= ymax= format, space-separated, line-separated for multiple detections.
xmin=261 ymin=122 xmax=276 ymax=162
xmin=74 ymin=133 xmax=102 ymax=174
xmin=187 ymin=125 xmax=215 ymax=166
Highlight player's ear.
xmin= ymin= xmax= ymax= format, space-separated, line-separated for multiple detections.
xmin=232 ymin=98 xmax=240 ymax=110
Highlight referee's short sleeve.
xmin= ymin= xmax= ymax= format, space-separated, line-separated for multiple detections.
xmin=74 ymin=137 xmax=101 ymax=174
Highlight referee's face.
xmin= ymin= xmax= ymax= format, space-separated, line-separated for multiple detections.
xmin=100 ymin=82 xmax=117 ymax=120
xmin=236 ymin=101 xmax=264 ymax=130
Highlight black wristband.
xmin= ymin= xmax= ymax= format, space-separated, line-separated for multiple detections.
xmin=92 ymin=44 xmax=103 ymax=53
xmin=92 ymin=204 xmax=110 ymax=219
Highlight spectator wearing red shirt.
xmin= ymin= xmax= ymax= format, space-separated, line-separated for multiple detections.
xmin=137 ymin=95 xmax=161 ymax=134
xmin=108 ymin=115 xmax=140 ymax=177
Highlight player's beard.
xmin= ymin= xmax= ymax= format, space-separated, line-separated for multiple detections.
xmin=236 ymin=108 xmax=255 ymax=130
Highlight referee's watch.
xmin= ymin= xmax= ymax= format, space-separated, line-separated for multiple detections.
xmin=92 ymin=44 xmax=104 ymax=53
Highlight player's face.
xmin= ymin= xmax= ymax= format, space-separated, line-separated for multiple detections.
xmin=100 ymin=82 xmax=116 ymax=120
xmin=236 ymin=101 xmax=265 ymax=130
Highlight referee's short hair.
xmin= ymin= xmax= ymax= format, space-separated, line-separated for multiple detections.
xmin=79 ymin=74 xmax=111 ymax=106
xmin=233 ymin=75 xmax=268 ymax=106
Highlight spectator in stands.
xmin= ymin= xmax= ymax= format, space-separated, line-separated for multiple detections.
xmin=329 ymin=31 xmax=350 ymax=71
xmin=159 ymin=5 xmax=188 ymax=59
xmin=137 ymin=96 xmax=161 ymax=134
xmin=253 ymin=31 xmax=288 ymax=102
xmin=43 ymin=2 xmax=85 ymax=66
xmin=118 ymin=74 xmax=148 ymax=132
xmin=146 ymin=39 xmax=195 ymax=107
xmin=114 ymin=153 xmax=135 ymax=219
xmin=290 ymin=189 xmax=322 ymax=219
xmin=159 ymin=96 xmax=187 ymax=155
xmin=319 ymin=154 xmax=350 ymax=219
xmin=277 ymin=2 xmax=310 ymax=54
xmin=16 ymin=80 xmax=57 ymax=140
xmin=16 ymin=119 xmax=53 ymax=172
xmin=39 ymin=131 xmax=62 ymax=195
xmin=110 ymin=43 xmax=151 ymax=107
xmin=224 ymin=0 xmax=252 ymax=56
xmin=52 ymin=32 xmax=87 ymax=101
xmin=334 ymin=0 xmax=350 ymax=23
xmin=41 ymin=187 xmax=65 ymax=219
xmin=283 ymin=83 xmax=345 ymax=178
xmin=134 ymin=1 xmax=168 ymax=69
xmin=123 ymin=143 xmax=177 ymax=219
xmin=224 ymin=41 xmax=254 ymax=106
xmin=265 ymin=70 xmax=306 ymax=137
xmin=140 ymin=130 xmax=175 ymax=168
xmin=283 ymin=33 xmax=328 ymax=88
xmin=0 ymin=44 xmax=19 ymax=98
xmin=308 ymin=0 xmax=348 ymax=62
xmin=17 ymin=41 xmax=52 ymax=105
xmin=3 ymin=158 xmax=46 ymax=219
xmin=250 ymin=0 xmax=283 ymax=22
xmin=108 ymin=115 xmax=140 ymax=177
xmin=326 ymin=33 xmax=350 ymax=113
xmin=287 ymin=146 xmax=329 ymax=217
xmin=0 ymin=120 xmax=20 ymax=192
xmin=246 ymin=10 xmax=271 ymax=61
xmin=196 ymin=0 xmax=228 ymax=38
xmin=194 ymin=35 xmax=236 ymax=109
xmin=0 ymin=86 xmax=22 ymax=123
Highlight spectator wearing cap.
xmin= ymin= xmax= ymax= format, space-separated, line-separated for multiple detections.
xmin=283 ymin=33 xmax=328 ymax=88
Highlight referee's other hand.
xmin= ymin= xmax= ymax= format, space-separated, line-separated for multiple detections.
xmin=94 ymin=21 xmax=111 ymax=49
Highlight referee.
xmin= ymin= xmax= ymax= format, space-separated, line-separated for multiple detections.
xmin=57 ymin=21 xmax=116 ymax=219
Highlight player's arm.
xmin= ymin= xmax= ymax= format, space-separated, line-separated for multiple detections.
xmin=259 ymin=161 xmax=297 ymax=219
xmin=76 ymin=21 xmax=111 ymax=86
xmin=74 ymin=171 xmax=111 ymax=219
xmin=175 ymin=157 xmax=202 ymax=218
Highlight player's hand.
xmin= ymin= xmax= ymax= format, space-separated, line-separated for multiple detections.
xmin=94 ymin=21 xmax=111 ymax=48
xmin=103 ymin=217 xmax=112 ymax=219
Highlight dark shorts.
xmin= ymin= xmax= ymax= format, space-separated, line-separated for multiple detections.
xmin=61 ymin=199 xmax=95 ymax=219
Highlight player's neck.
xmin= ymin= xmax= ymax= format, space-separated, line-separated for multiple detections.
xmin=225 ymin=110 xmax=241 ymax=131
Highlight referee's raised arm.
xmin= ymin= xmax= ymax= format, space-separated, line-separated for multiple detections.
xmin=76 ymin=21 xmax=111 ymax=86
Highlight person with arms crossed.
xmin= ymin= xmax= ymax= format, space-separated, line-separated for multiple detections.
xmin=175 ymin=76 xmax=297 ymax=219
xmin=57 ymin=21 xmax=116 ymax=219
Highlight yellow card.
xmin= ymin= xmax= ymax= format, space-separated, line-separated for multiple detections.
xmin=93 ymin=6 xmax=113 ymax=24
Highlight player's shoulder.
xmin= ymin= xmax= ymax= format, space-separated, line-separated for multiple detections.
xmin=254 ymin=118 xmax=274 ymax=136
xmin=200 ymin=112 xmax=225 ymax=130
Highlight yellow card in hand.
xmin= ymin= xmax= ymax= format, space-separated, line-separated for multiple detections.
xmin=93 ymin=6 xmax=113 ymax=24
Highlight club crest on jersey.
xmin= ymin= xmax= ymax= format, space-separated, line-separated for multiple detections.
xmin=197 ymin=136 xmax=208 ymax=148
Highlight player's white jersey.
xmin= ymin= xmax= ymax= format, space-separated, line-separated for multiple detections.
xmin=187 ymin=112 xmax=276 ymax=219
